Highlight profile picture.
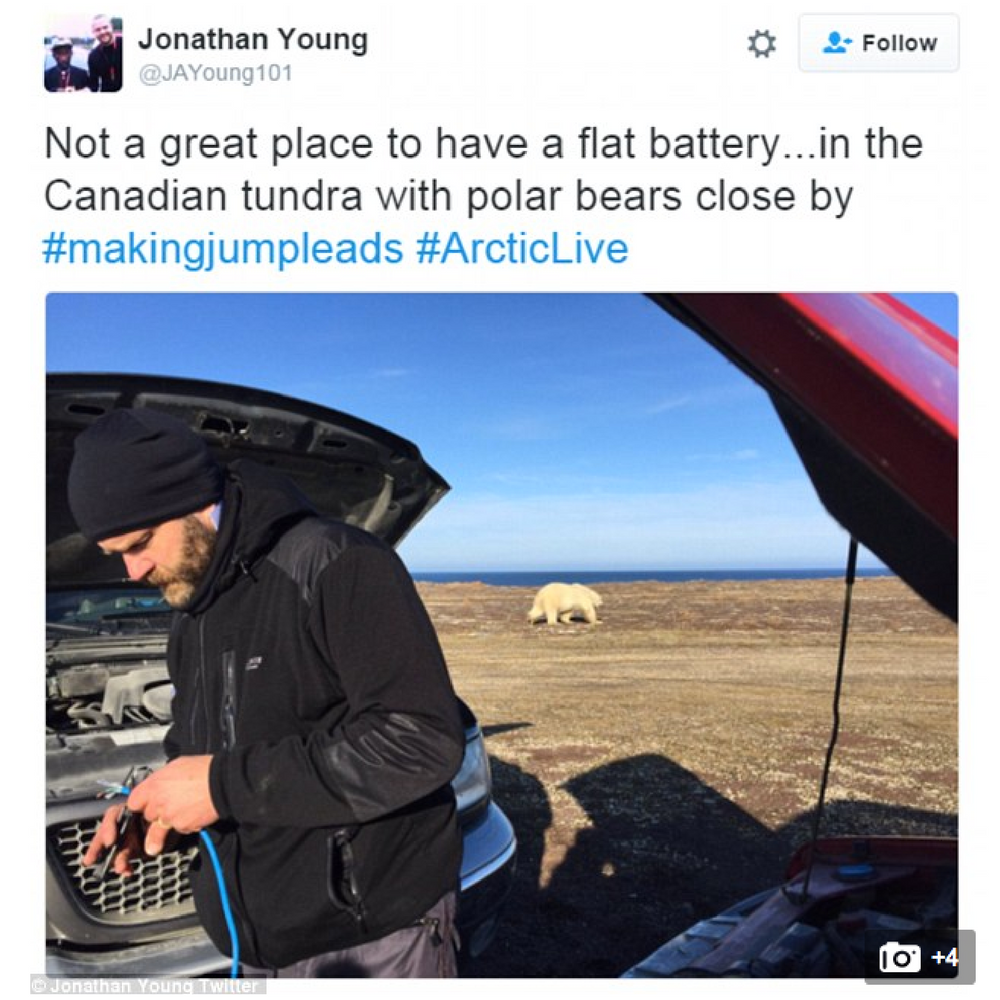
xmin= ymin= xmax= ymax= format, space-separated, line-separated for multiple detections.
xmin=43 ymin=15 xmax=122 ymax=93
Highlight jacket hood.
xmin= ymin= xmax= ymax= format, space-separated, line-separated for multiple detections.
xmin=183 ymin=460 xmax=316 ymax=614
xmin=47 ymin=373 xmax=450 ymax=587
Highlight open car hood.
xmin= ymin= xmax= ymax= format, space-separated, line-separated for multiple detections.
xmin=650 ymin=294 xmax=957 ymax=621
xmin=47 ymin=373 xmax=449 ymax=586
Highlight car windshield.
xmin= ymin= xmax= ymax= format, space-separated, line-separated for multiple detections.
xmin=47 ymin=588 xmax=173 ymax=636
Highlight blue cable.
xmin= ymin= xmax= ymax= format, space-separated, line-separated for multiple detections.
xmin=199 ymin=830 xmax=241 ymax=978
xmin=99 ymin=782 xmax=240 ymax=977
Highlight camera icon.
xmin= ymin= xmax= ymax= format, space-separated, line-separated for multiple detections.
xmin=880 ymin=941 xmax=922 ymax=973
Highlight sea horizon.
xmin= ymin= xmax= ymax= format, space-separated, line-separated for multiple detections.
xmin=411 ymin=568 xmax=896 ymax=587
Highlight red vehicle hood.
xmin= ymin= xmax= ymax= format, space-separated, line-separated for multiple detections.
xmin=649 ymin=293 xmax=957 ymax=621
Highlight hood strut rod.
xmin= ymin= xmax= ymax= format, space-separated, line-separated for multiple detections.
xmin=791 ymin=535 xmax=859 ymax=904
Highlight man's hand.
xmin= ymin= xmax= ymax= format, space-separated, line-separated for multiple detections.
xmin=128 ymin=755 xmax=219 ymax=856
xmin=82 ymin=803 xmax=144 ymax=877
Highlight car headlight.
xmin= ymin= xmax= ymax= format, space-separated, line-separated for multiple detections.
xmin=452 ymin=728 xmax=491 ymax=817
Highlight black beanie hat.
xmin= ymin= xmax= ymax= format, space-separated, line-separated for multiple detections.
xmin=67 ymin=408 xmax=224 ymax=543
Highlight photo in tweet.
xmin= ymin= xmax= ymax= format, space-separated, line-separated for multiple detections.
xmin=44 ymin=291 xmax=958 ymax=979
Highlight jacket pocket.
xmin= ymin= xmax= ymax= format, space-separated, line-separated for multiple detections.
xmin=327 ymin=826 xmax=368 ymax=934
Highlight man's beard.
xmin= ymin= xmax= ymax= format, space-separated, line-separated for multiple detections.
xmin=149 ymin=515 xmax=217 ymax=609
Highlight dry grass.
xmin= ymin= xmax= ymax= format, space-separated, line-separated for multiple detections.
xmin=418 ymin=577 xmax=958 ymax=977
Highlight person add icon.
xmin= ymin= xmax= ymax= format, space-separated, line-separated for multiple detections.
xmin=823 ymin=31 xmax=853 ymax=54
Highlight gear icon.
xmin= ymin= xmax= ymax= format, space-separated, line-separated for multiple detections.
xmin=748 ymin=29 xmax=777 ymax=58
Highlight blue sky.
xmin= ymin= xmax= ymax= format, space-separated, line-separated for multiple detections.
xmin=46 ymin=292 xmax=956 ymax=572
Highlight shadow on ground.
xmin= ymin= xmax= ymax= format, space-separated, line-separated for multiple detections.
xmin=462 ymin=750 xmax=957 ymax=978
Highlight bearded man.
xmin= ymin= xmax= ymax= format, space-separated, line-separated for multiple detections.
xmin=71 ymin=408 xmax=464 ymax=977
xmin=87 ymin=15 xmax=122 ymax=91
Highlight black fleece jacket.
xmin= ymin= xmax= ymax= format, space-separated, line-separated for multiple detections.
xmin=164 ymin=461 xmax=464 ymax=967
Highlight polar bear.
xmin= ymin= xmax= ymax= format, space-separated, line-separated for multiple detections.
xmin=528 ymin=582 xmax=603 ymax=625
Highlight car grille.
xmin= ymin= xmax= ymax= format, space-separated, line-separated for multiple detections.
xmin=49 ymin=818 xmax=198 ymax=923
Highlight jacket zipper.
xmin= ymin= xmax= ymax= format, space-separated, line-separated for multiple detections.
xmin=221 ymin=648 xmax=237 ymax=750
xmin=210 ymin=641 xmax=258 ymax=961
xmin=195 ymin=616 xmax=211 ymax=753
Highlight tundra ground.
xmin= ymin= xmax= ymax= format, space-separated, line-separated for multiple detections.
xmin=418 ymin=577 xmax=958 ymax=977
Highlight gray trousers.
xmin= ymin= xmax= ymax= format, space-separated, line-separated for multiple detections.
xmin=243 ymin=891 xmax=459 ymax=978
